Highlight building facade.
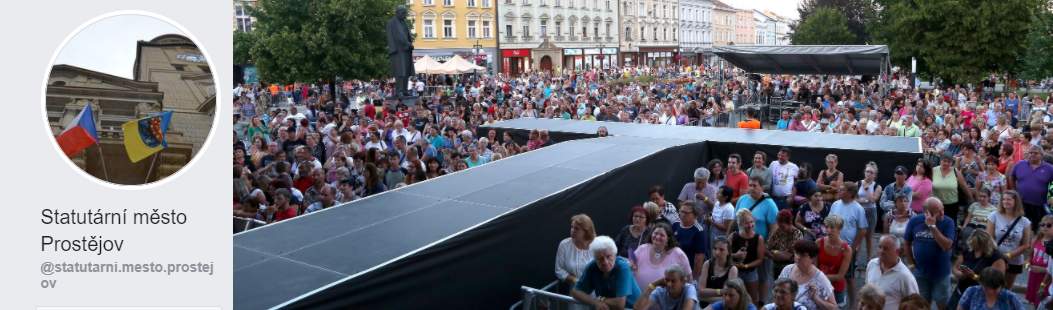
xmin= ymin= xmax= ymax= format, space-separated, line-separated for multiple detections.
xmin=233 ymin=1 xmax=257 ymax=32
xmin=767 ymin=12 xmax=792 ymax=45
xmin=499 ymin=0 xmax=620 ymax=73
xmin=619 ymin=0 xmax=680 ymax=67
xmin=679 ymin=0 xmax=713 ymax=66
xmin=712 ymin=1 xmax=735 ymax=46
xmin=407 ymin=0 xmax=497 ymax=73
xmin=47 ymin=35 xmax=215 ymax=185
xmin=734 ymin=6 xmax=754 ymax=45
xmin=754 ymin=10 xmax=775 ymax=45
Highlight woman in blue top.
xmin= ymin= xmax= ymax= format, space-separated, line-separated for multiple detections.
xmin=955 ymin=267 xmax=1025 ymax=310
xmin=702 ymin=278 xmax=756 ymax=310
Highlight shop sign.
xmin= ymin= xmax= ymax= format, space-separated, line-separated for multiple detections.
xmin=584 ymin=48 xmax=601 ymax=55
xmin=564 ymin=49 xmax=582 ymax=55
xmin=502 ymin=49 xmax=531 ymax=57
xmin=602 ymin=48 xmax=617 ymax=55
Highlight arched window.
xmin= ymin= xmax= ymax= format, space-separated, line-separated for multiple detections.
xmin=625 ymin=26 xmax=631 ymax=40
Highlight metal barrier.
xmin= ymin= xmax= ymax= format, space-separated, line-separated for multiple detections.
xmin=234 ymin=217 xmax=267 ymax=234
xmin=511 ymin=280 xmax=594 ymax=310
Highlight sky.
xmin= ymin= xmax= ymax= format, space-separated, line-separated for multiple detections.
xmin=719 ymin=0 xmax=802 ymax=20
xmin=55 ymin=15 xmax=185 ymax=80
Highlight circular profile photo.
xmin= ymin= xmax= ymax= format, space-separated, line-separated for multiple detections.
xmin=43 ymin=12 xmax=217 ymax=187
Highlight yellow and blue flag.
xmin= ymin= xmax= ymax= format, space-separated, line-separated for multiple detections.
xmin=123 ymin=111 xmax=173 ymax=163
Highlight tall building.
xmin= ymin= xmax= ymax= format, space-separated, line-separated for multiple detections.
xmin=47 ymin=34 xmax=216 ymax=184
xmin=407 ymin=0 xmax=497 ymax=73
xmin=734 ymin=6 xmax=754 ymax=45
xmin=679 ymin=0 xmax=714 ymax=66
xmin=499 ymin=0 xmax=619 ymax=73
xmin=233 ymin=0 xmax=257 ymax=32
xmin=753 ymin=10 xmax=774 ymax=45
xmin=761 ymin=10 xmax=792 ymax=45
xmin=712 ymin=1 xmax=735 ymax=46
xmin=619 ymin=0 xmax=680 ymax=66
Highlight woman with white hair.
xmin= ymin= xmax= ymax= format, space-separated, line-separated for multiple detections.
xmin=556 ymin=215 xmax=597 ymax=286
xmin=571 ymin=236 xmax=643 ymax=309
xmin=633 ymin=264 xmax=701 ymax=310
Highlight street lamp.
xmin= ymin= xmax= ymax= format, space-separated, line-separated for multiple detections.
xmin=472 ymin=40 xmax=483 ymax=84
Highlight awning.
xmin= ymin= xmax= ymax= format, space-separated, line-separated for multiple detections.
xmin=680 ymin=52 xmax=697 ymax=57
xmin=712 ymin=45 xmax=889 ymax=75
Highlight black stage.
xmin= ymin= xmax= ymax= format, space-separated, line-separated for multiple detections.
xmin=234 ymin=119 xmax=921 ymax=309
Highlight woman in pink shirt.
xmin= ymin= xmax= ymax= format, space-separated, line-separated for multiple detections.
xmin=788 ymin=113 xmax=808 ymax=132
xmin=631 ymin=223 xmax=692 ymax=294
xmin=962 ymin=102 xmax=976 ymax=129
xmin=907 ymin=159 xmax=934 ymax=212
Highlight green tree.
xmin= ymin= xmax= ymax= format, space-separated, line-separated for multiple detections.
xmin=792 ymin=0 xmax=874 ymax=44
xmin=869 ymin=0 xmax=1042 ymax=85
xmin=233 ymin=30 xmax=254 ymax=65
xmin=792 ymin=7 xmax=858 ymax=45
xmin=243 ymin=0 xmax=404 ymax=88
xmin=1015 ymin=5 xmax=1053 ymax=80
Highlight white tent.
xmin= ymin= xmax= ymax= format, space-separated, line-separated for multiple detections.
xmin=431 ymin=55 xmax=485 ymax=74
xmin=414 ymin=55 xmax=443 ymax=74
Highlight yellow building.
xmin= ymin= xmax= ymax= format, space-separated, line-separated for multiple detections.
xmin=712 ymin=0 xmax=736 ymax=46
xmin=407 ymin=0 xmax=497 ymax=72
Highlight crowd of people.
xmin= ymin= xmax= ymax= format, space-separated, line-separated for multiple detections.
xmin=561 ymin=148 xmax=1051 ymax=310
xmin=231 ymin=63 xmax=1053 ymax=310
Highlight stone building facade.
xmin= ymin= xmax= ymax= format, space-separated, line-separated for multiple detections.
xmin=47 ymin=34 xmax=216 ymax=185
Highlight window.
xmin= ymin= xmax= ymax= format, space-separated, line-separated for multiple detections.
xmin=663 ymin=5 xmax=666 ymax=17
xmin=593 ymin=24 xmax=598 ymax=37
xmin=468 ymin=20 xmax=478 ymax=38
xmin=569 ymin=21 xmax=575 ymax=35
xmin=483 ymin=20 xmax=491 ymax=37
xmin=672 ymin=28 xmax=676 ymax=40
xmin=639 ymin=3 xmax=644 ymax=16
xmin=662 ymin=28 xmax=666 ymax=40
xmin=483 ymin=0 xmax=490 ymax=7
xmin=625 ymin=27 xmax=631 ymax=39
xmin=540 ymin=0 xmax=545 ymax=4
xmin=424 ymin=19 xmax=435 ymax=38
xmin=582 ymin=26 xmax=587 ymax=37
xmin=569 ymin=0 xmax=573 ymax=7
xmin=523 ymin=19 xmax=530 ymax=36
xmin=172 ymin=64 xmax=185 ymax=71
xmin=523 ymin=0 xmax=529 ymax=4
xmin=407 ymin=0 xmax=412 ymax=4
xmin=235 ymin=4 xmax=253 ymax=32
xmin=555 ymin=0 xmax=560 ymax=5
xmin=541 ymin=20 xmax=547 ymax=35
xmin=555 ymin=21 xmax=561 ymax=35
xmin=652 ymin=5 xmax=656 ymax=16
xmin=444 ymin=19 xmax=454 ymax=37
xmin=640 ymin=26 xmax=644 ymax=40
xmin=673 ymin=6 xmax=676 ymax=18
xmin=444 ymin=0 xmax=452 ymax=5
xmin=605 ymin=23 xmax=610 ymax=37
xmin=593 ymin=0 xmax=597 ymax=9
xmin=52 ymin=81 xmax=67 ymax=86
xmin=606 ymin=0 xmax=610 ymax=10
xmin=505 ymin=22 xmax=512 ymax=36
xmin=653 ymin=27 xmax=657 ymax=40
xmin=424 ymin=0 xmax=433 ymax=4
xmin=468 ymin=0 xmax=476 ymax=6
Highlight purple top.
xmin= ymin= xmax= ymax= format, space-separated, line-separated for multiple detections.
xmin=1010 ymin=160 xmax=1053 ymax=206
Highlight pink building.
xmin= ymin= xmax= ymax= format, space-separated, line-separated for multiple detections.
xmin=734 ymin=8 xmax=754 ymax=45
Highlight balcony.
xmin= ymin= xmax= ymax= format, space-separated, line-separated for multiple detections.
xmin=606 ymin=37 xmax=613 ymax=42
xmin=570 ymin=37 xmax=578 ymax=41
xmin=555 ymin=36 xmax=564 ymax=42
xmin=504 ymin=36 xmax=516 ymax=43
xmin=523 ymin=36 xmax=535 ymax=42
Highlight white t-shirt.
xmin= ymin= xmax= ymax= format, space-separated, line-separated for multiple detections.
xmin=364 ymin=140 xmax=387 ymax=151
xmin=710 ymin=202 xmax=735 ymax=235
xmin=769 ymin=161 xmax=799 ymax=197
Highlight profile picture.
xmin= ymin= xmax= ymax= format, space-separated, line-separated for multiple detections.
xmin=44 ymin=12 xmax=216 ymax=186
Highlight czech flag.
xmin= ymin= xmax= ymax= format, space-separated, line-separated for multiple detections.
xmin=56 ymin=103 xmax=99 ymax=157
xmin=122 ymin=111 xmax=173 ymax=163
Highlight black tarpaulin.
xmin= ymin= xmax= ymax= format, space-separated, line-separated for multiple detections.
xmin=712 ymin=45 xmax=890 ymax=75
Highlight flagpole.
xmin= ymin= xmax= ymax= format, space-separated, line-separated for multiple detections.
xmin=143 ymin=152 xmax=159 ymax=184
xmin=96 ymin=144 xmax=110 ymax=182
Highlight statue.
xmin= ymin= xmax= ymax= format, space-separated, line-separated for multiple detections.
xmin=387 ymin=5 xmax=415 ymax=97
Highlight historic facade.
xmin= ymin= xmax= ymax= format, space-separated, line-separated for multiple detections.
xmin=499 ymin=0 xmax=620 ymax=73
xmin=407 ymin=0 xmax=497 ymax=73
xmin=712 ymin=0 xmax=735 ymax=46
xmin=679 ymin=0 xmax=713 ymax=66
xmin=233 ymin=0 xmax=257 ymax=32
xmin=47 ymin=34 xmax=215 ymax=185
xmin=761 ymin=10 xmax=792 ymax=45
xmin=733 ymin=6 xmax=753 ymax=45
xmin=619 ymin=0 xmax=680 ymax=66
